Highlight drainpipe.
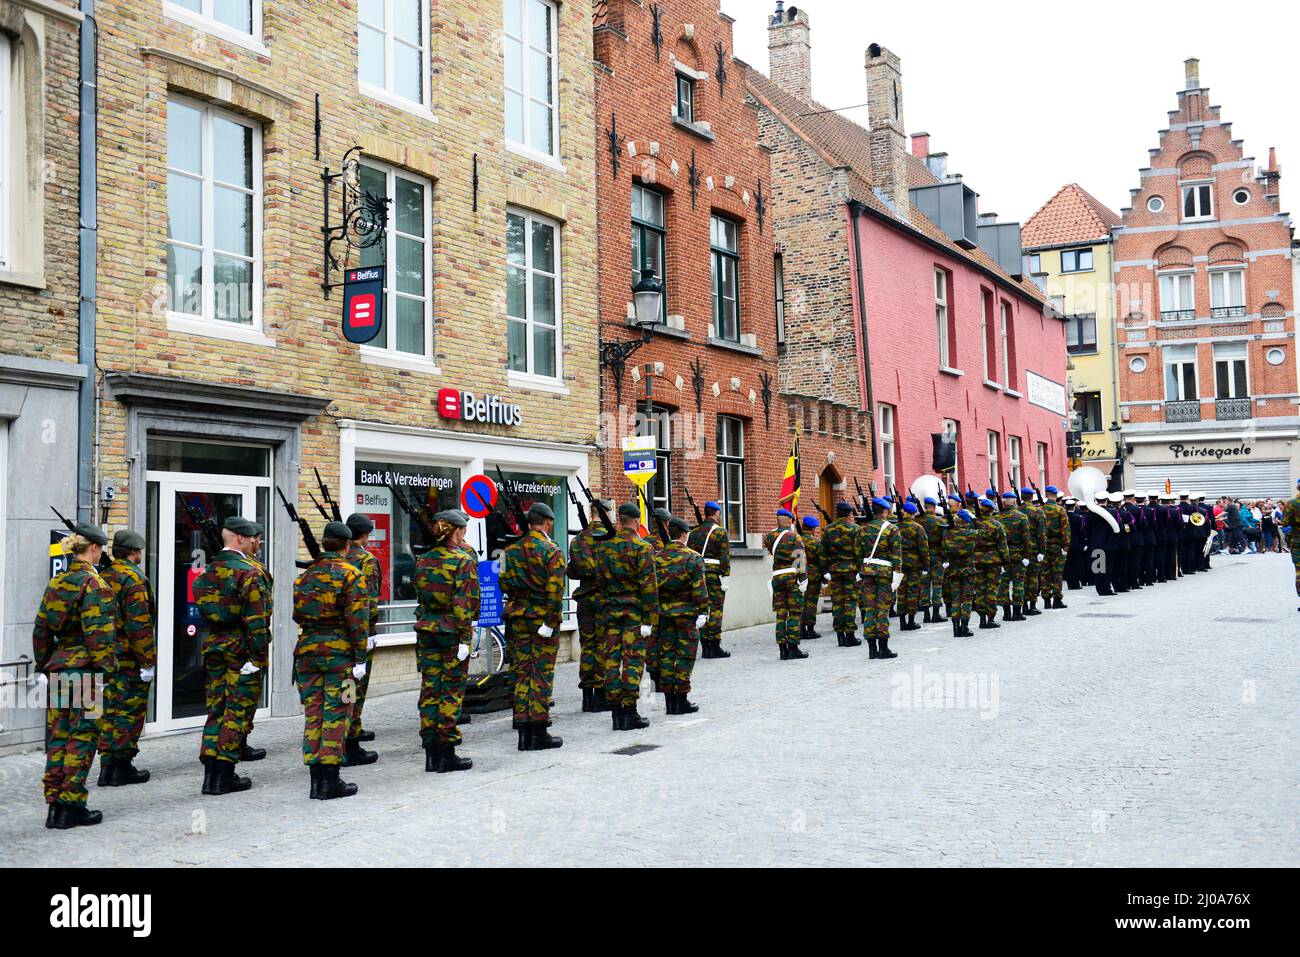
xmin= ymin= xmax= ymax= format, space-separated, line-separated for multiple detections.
xmin=77 ymin=2 xmax=97 ymax=522
xmin=847 ymin=200 xmax=877 ymax=470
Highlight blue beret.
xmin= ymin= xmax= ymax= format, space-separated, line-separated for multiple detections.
xmin=704 ymin=500 xmax=721 ymax=512
xmin=871 ymin=497 xmax=892 ymax=511
xmin=956 ymin=509 xmax=974 ymax=523
xmin=979 ymin=498 xmax=995 ymax=509
xmin=1021 ymin=487 xmax=1035 ymax=497
xmin=1045 ymin=485 xmax=1059 ymax=494
xmin=776 ymin=508 xmax=795 ymax=519
xmin=1002 ymin=491 xmax=1018 ymax=499
xmin=801 ymin=515 xmax=819 ymax=529
xmin=903 ymin=501 xmax=919 ymax=514
xmin=923 ymin=496 xmax=938 ymax=505
xmin=835 ymin=500 xmax=855 ymax=514
xmin=985 ymin=489 xmax=997 ymax=498
xmin=947 ymin=494 xmax=961 ymax=503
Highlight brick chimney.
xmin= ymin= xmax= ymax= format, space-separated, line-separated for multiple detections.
xmin=910 ymin=132 xmax=930 ymax=159
xmin=768 ymin=2 xmax=813 ymax=103
xmin=866 ymin=43 xmax=908 ymax=216
xmin=1263 ymin=146 xmax=1281 ymax=200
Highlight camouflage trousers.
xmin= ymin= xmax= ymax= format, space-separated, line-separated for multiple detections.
xmin=296 ymin=658 xmax=351 ymax=766
xmin=201 ymin=652 xmax=256 ymax=764
xmin=772 ymin=575 xmax=802 ymax=647
xmin=828 ymin=572 xmax=859 ymax=633
xmin=507 ymin=614 xmax=559 ymax=723
xmin=237 ymin=666 xmax=263 ymax=744
xmin=801 ymin=575 xmax=824 ymax=627
xmin=857 ymin=573 xmax=893 ymax=640
xmin=975 ymin=564 xmax=1003 ymax=616
xmin=1000 ymin=559 xmax=1027 ymax=603
xmin=1042 ymin=550 xmax=1067 ymax=600
xmin=701 ymin=572 xmax=725 ymax=641
xmin=1024 ymin=556 xmax=1041 ymax=600
xmin=347 ymin=644 xmax=373 ymax=741
xmin=926 ymin=560 xmax=945 ymax=608
xmin=657 ymin=615 xmax=698 ymax=694
xmin=44 ymin=671 xmax=101 ymax=807
xmin=599 ymin=609 xmax=646 ymax=707
xmin=575 ymin=598 xmax=605 ymax=690
xmin=417 ymin=639 xmax=469 ymax=746
xmin=97 ymin=668 xmax=148 ymax=760
xmin=1292 ymin=550 xmax=1300 ymax=597
xmin=942 ymin=566 xmax=976 ymax=618
xmin=898 ymin=566 xmax=926 ymax=615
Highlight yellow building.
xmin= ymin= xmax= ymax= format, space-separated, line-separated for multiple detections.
xmin=1023 ymin=184 xmax=1123 ymax=484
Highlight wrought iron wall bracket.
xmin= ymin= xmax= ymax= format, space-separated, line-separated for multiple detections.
xmin=599 ymin=326 xmax=654 ymax=406
xmin=320 ymin=145 xmax=390 ymax=297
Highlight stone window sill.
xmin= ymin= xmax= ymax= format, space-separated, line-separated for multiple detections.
xmin=1004 ymin=388 xmax=1023 ymax=399
xmin=167 ymin=313 xmax=275 ymax=348
xmin=939 ymin=365 xmax=964 ymax=377
xmin=626 ymin=317 xmax=690 ymax=340
xmin=672 ymin=116 xmax=716 ymax=142
xmin=983 ymin=379 xmax=1003 ymax=391
xmin=707 ymin=336 xmax=762 ymax=357
xmin=0 ymin=269 xmax=46 ymax=291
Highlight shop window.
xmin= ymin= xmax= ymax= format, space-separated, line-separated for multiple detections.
xmin=716 ymin=415 xmax=746 ymax=544
xmin=506 ymin=208 xmax=561 ymax=379
xmin=632 ymin=184 xmax=666 ymax=322
xmin=487 ymin=470 xmax=569 ymax=564
xmin=358 ymin=160 xmax=433 ymax=358
xmin=360 ymin=0 xmax=428 ymax=107
xmin=504 ymin=0 xmax=558 ymax=157
xmin=710 ymin=214 xmax=740 ymax=341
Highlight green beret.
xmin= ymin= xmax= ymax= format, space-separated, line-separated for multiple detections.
xmin=112 ymin=529 xmax=146 ymax=551
xmin=223 ymin=516 xmax=260 ymax=537
xmin=652 ymin=507 xmax=672 ymax=520
xmin=528 ymin=502 xmax=555 ymax=522
xmin=618 ymin=502 xmax=641 ymax=519
xmin=345 ymin=513 xmax=375 ymax=536
xmin=74 ymin=522 xmax=108 ymax=546
xmin=433 ymin=509 xmax=469 ymax=528
xmin=667 ymin=515 xmax=690 ymax=534
xmin=323 ymin=521 xmax=353 ymax=540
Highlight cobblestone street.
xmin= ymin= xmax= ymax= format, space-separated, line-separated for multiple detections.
xmin=2 ymin=551 xmax=1295 ymax=867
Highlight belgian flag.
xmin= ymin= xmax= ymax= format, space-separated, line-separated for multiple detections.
xmin=777 ymin=428 xmax=801 ymax=515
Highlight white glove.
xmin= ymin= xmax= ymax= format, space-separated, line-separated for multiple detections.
xmin=719 ymin=576 xmax=730 ymax=592
xmin=1021 ymin=558 xmax=1030 ymax=567
xmin=941 ymin=562 xmax=950 ymax=570
xmin=890 ymin=572 xmax=903 ymax=592
xmin=694 ymin=614 xmax=707 ymax=629
xmin=639 ymin=625 xmax=652 ymax=638
xmin=139 ymin=667 xmax=155 ymax=683
xmin=456 ymin=643 xmax=470 ymax=662
xmin=921 ymin=570 xmax=929 ymax=578
xmin=537 ymin=624 xmax=555 ymax=638
xmin=1036 ymin=553 xmax=1045 ymax=562
xmin=854 ymin=573 xmax=862 ymax=583
xmin=366 ymin=636 xmax=379 ymax=652
xmin=1060 ymin=548 xmax=1068 ymax=556
xmin=239 ymin=661 xmax=260 ymax=676
xmin=822 ymin=573 xmax=830 ymax=582
xmin=352 ymin=663 xmax=367 ymax=681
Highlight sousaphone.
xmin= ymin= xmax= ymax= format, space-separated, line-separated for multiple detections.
xmin=910 ymin=474 xmax=950 ymax=515
xmin=1067 ymin=466 xmax=1120 ymax=534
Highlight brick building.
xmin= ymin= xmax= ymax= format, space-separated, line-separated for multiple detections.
xmin=1114 ymin=59 xmax=1298 ymax=497
xmin=72 ymin=0 xmax=599 ymax=738
xmin=747 ymin=3 xmax=1067 ymax=506
xmin=0 ymin=0 xmax=86 ymax=752
xmin=593 ymin=0 xmax=786 ymax=626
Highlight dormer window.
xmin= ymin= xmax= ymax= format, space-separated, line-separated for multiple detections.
xmin=675 ymin=73 xmax=695 ymax=125
xmin=1182 ymin=183 xmax=1213 ymax=221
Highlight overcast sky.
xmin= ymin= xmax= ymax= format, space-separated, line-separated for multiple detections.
xmin=724 ymin=0 xmax=1298 ymax=225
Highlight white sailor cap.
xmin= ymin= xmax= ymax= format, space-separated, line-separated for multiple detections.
xmin=1108 ymin=492 xmax=1124 ymax=503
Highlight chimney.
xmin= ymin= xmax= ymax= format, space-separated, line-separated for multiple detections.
xmin=911 ymin=132 xmax=930 ymax=159
xmin=768 ymin=3 xmax=813 ymax=103
xmin=926 ymin=151 xmax=948 ymax=180
xmin=1263 ymin=146 xmax=1281 ymax=199
xmin=865 ymin=43 xmax=908 ymax=215
xmin=1184 ymin=57 xmax=1200 ymax=89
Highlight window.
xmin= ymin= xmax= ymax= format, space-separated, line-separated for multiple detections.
xmin=1159 ymin=272 xmax=1195 ymax=317
xmin=504 ymin=0 xmax=557 ymax=157
xmin=359 ymin=0 xmax=428 ymax=106
xmin=1233 ymin=188 xmax=1250 ymax=206
xmin=166 ymin=97 xmax=261 ymax=328
xmin=1075 ymin=391 xmax=1103 ymax=432
xmin=986 ymin=431 xmax=1000 ymax=492
xmin=1147 ymin=195 xmax=1165 ymax=213
xmin=357 ymin=161 xmax=432 ymax=357
xmin=1066 ymin=314 xmax=1098 ymax=354
xmin=1209 ymin=268 xmax=1245 ymax=316
xmin=774 ymin=253 xmax=786 ymax=347
xmin=1060 ymin=247 xmax=1093 ymax=273
xmin=981 ymin=289 xmax=996 ymax=383
xmin=1213 ymin=342 xmax=1248 ymax=399
xmin=638 ymin=403 xmax=672 ymax=514
xmin=935 ymin=268 xmax=951 ymax=367
xmin=1036 ymin=442 xmax=1048 ymax=487
xmin=1266 ymin=347 xmax=1286 ymax=366
xmin=675 ymin=73 xmax=695 ymax=124
xmin=1027 ymin=253 xmax=1041 ymax=274
xmin=631 ymin=184 xmax=666 ymax=323
xmin=710 ymin=214 xmax=740 ymax=341
xmin=168 ymin=0 xmax=258 ymax=36
xmin=1163 ymin=344 xmax=1198 ymax=401
xmin=506 ymin=208 xmax=560 ymax=379
xmin=1008 ymin=436 xmax=1022 ymax=491
xmin=1000 ymin=301 xmax=1014 ymax=389
xmin=716 ymin=416 xmax=746 ymax=544
xmin=1129 ymin=356 xmax=1148 ymax=374
xmin=1182 ymin=182 xmax=1213 ymax=220
xmin=878 ymin=404 xmax=896 ymax=491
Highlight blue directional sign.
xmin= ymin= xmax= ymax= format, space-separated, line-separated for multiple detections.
xmin=474 ymin=559 xmax=503 ymax=628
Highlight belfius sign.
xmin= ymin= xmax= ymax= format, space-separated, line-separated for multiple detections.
xmin=342 ymin=266 xmax=384 ymax=344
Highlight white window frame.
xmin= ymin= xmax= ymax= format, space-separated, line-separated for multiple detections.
xmin=716 ymin=415 xmax=747 ymax=545
xmin=1008 ymin=435 xmax=1022 ymax=491
xmin=505 ymin=206 xmax=563 ymax=382
xmin=1159 ymin=270 xmax=1195 ymax=316
xmin=165 ymin=95 xmax=264 ymax=336
xmin=0 ymin=33 xmax=9 ymax=273
xmin=675 ymin=72 xmax=695 ymax=124
xmin=1163 ymin=344 xmax=1199 ymax=402
xmin=878 ymin=403 xmax=896 ymax=491
xmin=1209 ymin=267 xmax=1245 ymax=311
xmin=358 ymin=0 xmax=431 ymax=112
xmin=981 ymin=289 xmax=997 ymax=385
xmin=935 ymin=268 xmax=950 ymax=368
xmin=357 ymin=159 xmax=434 ymax=363
xmin=1213 ymin=341 xmax=1249 ymax=400
xmin=1036 ymin=441 xmax=1047 ymax=487
xmin=1000 ymin=300 xmax=1012 ymax=389
xmin=987 ymin=431 xmax=1000 ymax=492
xmin=1181 ymin=181 xmax=1213 ymax=221
xmin=163 ymin=1 xmax=265 ymax=54
xmin=504 ymin=0 xmax=559 ymax=161
xmin=774 ymin=253 xmax=785 ymax=346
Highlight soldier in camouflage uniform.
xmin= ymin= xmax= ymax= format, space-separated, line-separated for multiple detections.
xmin=654 ymin=515 xmax=710 ymax=713
xmin=798 ymin=515 xmax=825 ymax=641
xmin=921 ymin=497 xmax=947 ymax=623
xmin=235 ymin=525 xmax=271 ymax=763
xmin=501 ymin=502 xmax=566 ymax=750
xmin=1019 ymin=489 xmax=1046 ymax=616
xmin=96 ymin=529 xmax=155 ymax=788
xmin=568 ymin=499 xmax=611 ymax=712
xmin=34 ymin=524 xmax=116 ymax=829
xmin=344 ymin=513 xmax=383 ymax=755
xmin=413 ymin=509 xmax=479 ymax=771
xmin=940 ymin=509 xmax=978 ymax=637
xmin=823 ymin=501 xmax=863 ymax=647
xmin=857 ymin=498 xmax=902 ymax=659
xmin=192 ymin=516 xmax=270 ymax=796
xmin=1280 ymin=480 xmax=1300 ymax=608
xmin=997 ymin=492 xmax=1031 ymax=621
xmin=600 ymin=502 xmax=659 ymax=731
xmin=1039 ymin=486 xmax=1070 ymax=609
xmin=686 ymin=501 xmax=731 ymax=658
xmin=974 ymin=499 xmax=1010 ymax=630
xmin=293 ymin=521 xmax=370 ymax=800
xmin=896 ymin=501 xmax=930 ymax=631
xmin=763 ymin=509 xmax=808 ymax=660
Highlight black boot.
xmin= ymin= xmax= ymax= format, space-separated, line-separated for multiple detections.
xmin=239 ymin=743 xmax=267 ymax=762
xmin=45 ymin=803 xmax=57 ymax=829
xmin=712 ymin=641 xmax=731 ymax=659
xmin=357 ymin=729 xmax=376 ymax=742
xmin=433 ymin=742 xmax=474 ymax=771
xmin=593 ymin=688 xmax=613 ymax=712
xmin=424 ymin=742 xmax=438 ymax=772
xmin=316 ymin=764 xmax=357 ymax=800
xmin=343 ymin=740 xmax=379 ymax=766
xmin=666 ymin=692 xmax=699 ymax=715
xmin=202 ymin=759 xmax=251 ymax=795
xmin=901 ymin=613 xmax=921 ymax=631
xmin=611 ymin=704 xmax=624 ymax=731
xmin=843 ymin=630 xmax=862 ymax=648
xmin=867 ymin=637 xmax=880 ymax=659
xmin=309 ymin=763 xmax=321 ymax=798
xmin=107 ymin=758 xmax=151 ymax=786
xmin=787 ymin=642 xmax=808 ymax=659
xmin=834 ymin=631 xmax=845 ymax=647
xmin=616 ymin=703 xmax=649 ymax=731
xmin=522 ymin=722 xmax=564 ymax=751
xmin=922 ymin=607 xmax=932 ymax=623
xmin=1002 ymin=603 xmax=1012 ymax=621
xmin=51 ymin=801 xmax=103 ymax=829
xmin=877 ymin=637 xmax=898 ymax=659
xmin=952 ymin=619 xmax=961 ymax=638
xmin=581 ymin=687 xmax=596 ymax=713
xmin=1011 ymin=604 xmax=1026 ymax=622
xmin=1052 ymin=596 xmax=1067 ymax=609
xmin=959 ymin=617 xmax=975 ymax=638
xmin=1024 ymin=599 xmax=1041 ymax=616
xmin=932 ymin=606 xmax=947 ymax=623
xmin=96 ymin=756 xmax=113 ymax=787
xmin=779 ymin=642 xmax=790 ymax=660
xmin=806 ymin=622 xmax=822 ymax=639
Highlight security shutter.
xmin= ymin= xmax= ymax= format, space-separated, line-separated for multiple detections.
xmin=1133 ymin=459 xmax=1293 ymax=500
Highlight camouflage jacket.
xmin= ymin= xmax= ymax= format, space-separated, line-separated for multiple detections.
xmin=247 ymin=554 xmax=274 ymax=620
xmin=193 ymin=550 xmax=272 ymax=665
xmin=653 ymin=542 xmax=709 ymax=619
xmin=762 ymin=526 xmax=805 ymax=575
xmin=595 ymin=527 xmax=658 ymax=627
xmin=32 ymin=559 xmax=117 ymax=673
xmin=975 ymin=517 xmax=1011 ymax=567
xmin=856 ymin=518 xmax=902 ymax=579
xmin=101 ymin=557 xmax=157 ymax=670
xmin=821 ymin=518 xmax=861 ymax=576
xmin=413 ymin=542 xmax=480 ymax=645
xmin=942 ymin=524 xmax=979 ymax=570
xmin=899 ymin=516 xmax=930 ymax=570
xmin=1020 ymin=503 xmax=1046 ymax=554
xmin=686 ymin=520 xmax=730 ymax=576
xmin=346 ymin=542 xmax=382 ymax=636
xmin=566 ymin=524 xmax=604 ymax=602
xmin=291 ymin=551 xmax=369 ymax=665
xmin=501 ymin=529 xmax=565 ymax=630
xmin=1280 ymin=496 xmax=1300 ymax=544
xmin=802 ymin=534 xmax=824 ymax=576
xmin=998 ymin=507 xmax=1030 ymax=558
xmin=921 ymin=512 xmax=945 ymax=561
xmin=1041 ymin=501 xmax=1070 ymax=549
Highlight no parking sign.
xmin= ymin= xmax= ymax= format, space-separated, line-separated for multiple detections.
xmin=461 ymin=474 xmax=498 ymax=519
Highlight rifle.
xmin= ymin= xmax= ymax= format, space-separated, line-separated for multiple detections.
xmin=50 ymin=506 xmax=113 ymax=569
xmin=310 ymin=468 xmax=343 ymax=522
xmin=853 ymin=477 xmax=871 ymax=518
xmin=683 ymin=488 xmax=705 ymax=526
xmin=387 ymin=482 xmax=438 ymax=552
xmin=574 ymin=474 xmax=616 ymax=539
xmin=495 ymin=467 xmax=530 ymax=543
xmin=814 ymin=502 xmax=832 ymax=524
xmin=566 ymin=480 xmax=588 ymax=534
xmin=275 ymin=487 xmax=322 ymax=566
xmin=1029 ymin=479 xmax=1045 ymax=505
xmin=1007 ymin=472 xmax=1024 ymax=505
